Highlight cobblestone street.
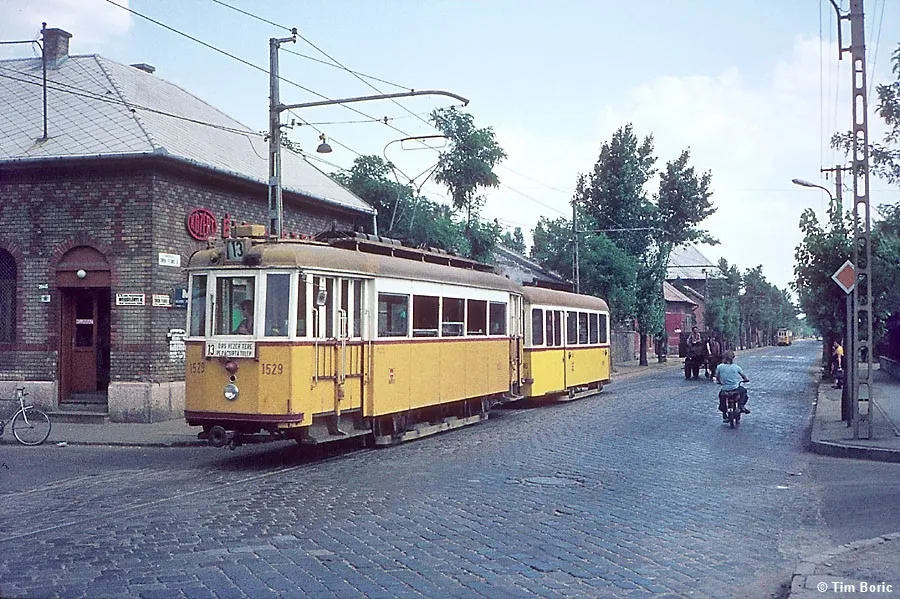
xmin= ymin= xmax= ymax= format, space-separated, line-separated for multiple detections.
xmin=0 ymin=342 xmax=844 ymax=598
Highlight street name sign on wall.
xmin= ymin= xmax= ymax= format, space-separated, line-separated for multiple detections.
xmin=831 ymin=260 xmax=856 ymax=295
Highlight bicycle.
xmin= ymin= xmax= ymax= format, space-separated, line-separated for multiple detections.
xmin=0 ymin=386 xmax=51 ymax=445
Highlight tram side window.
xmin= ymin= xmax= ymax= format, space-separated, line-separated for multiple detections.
xmin=599 ymin=313 xmax=609 ymax=344
xmin=214 ymin=277 xmax=255 ymax=335
xmin=189 ymin=274 xmax=207 ymax=336
xmin=589 ymin=313 xmax=599 ymax=344
xmin=296 ymin=277 xmax=308 ymax=337
xmin=378 ymin=293 xmax=408 ymax=337
xmin=413 ymin=295 xmax=439 ymax=337
xmin=531 ymin=308 xmax=544 ymax=345
xmin=442 ymin=297 xmax=464 ymax=337
xmin=578 ymin=312 xmax=589 ymax=344
xmin=566 ymin=311 xmax=578 ymax=345
xmin=264 ymin=273 xmax=290 ymax=337
xmin=489 ymin=302 xmax=507 ymax=335
xmin=467 ymin=299 xmax=487 ymax=335
xmin=554 ymin=311 xmax=563 ymax=346
xmin=353 ymin=281 xmax=362 ymax=338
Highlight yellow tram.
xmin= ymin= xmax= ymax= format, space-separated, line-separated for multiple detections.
xmin=184 ymin=226 xmax=611 ymax=448
xmin=776 ymin=328 xmax=793 ymax=346
xmin=520 ymin=287 xmax=611 ymax=399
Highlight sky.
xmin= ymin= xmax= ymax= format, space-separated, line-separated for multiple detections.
xmin=2 ymin=0 xmax=900 ymax=294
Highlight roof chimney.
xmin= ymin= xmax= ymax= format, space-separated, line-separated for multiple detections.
xmin=130 ymin=63 xmax=156 ymax=74
xmin=42 ymin=27 xmax=72 ymax=68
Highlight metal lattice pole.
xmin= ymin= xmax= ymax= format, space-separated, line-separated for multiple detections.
xmin=847 ymin=0 xmax=874 ymax=439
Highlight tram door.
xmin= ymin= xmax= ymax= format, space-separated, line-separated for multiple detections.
xmin=312 ymin=276 xmax=366 ymax=417
xmin=509 ymin=294 xmax=524 ymax=395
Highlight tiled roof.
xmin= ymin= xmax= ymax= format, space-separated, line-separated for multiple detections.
xmin=663 ymin=281 xmax=697 ymax=305
xmin=0 ymin=54 xmax=373 ymax=215
xmin=666 ymin=244 xmax=717 ymax=281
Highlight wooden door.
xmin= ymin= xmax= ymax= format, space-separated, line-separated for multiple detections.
xmin=70 ymin=289 xmax=99 ymax=392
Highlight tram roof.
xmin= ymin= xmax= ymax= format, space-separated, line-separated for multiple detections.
xmin=188 ymin=240 xmax=522 ymax=293
xmin=519 ymin=286 xmax=609 ymax=312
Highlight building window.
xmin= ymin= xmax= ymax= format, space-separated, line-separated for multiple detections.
xmin=0 ymin=250 xmax=16 ymax=343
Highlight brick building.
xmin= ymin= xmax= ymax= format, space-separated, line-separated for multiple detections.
xmin=0 ymin=28 xmax=374 ymax=422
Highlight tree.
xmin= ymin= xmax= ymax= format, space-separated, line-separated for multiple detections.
xmin=704 ymin=259 xmax=742 ymax=349
xmin=430 ymin=107 xmax=507 ymax=228
xmin=334 ymin=155 xmax=466 ymax=253
xmin=575 ymin=125 xmax=717 ymax=365
xmin=792 ymin=198 xmax=851 ymax=360
xmin=501 ymin=227 xmax=526 ymax=254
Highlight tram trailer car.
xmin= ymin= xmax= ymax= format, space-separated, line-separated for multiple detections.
xmin=185 ymin=227 xmax=525 ymax=448
xmin=520 ymin=287 xmax=611 ymax=400
xmin=184 ymin=227 xmax=611 ymax=449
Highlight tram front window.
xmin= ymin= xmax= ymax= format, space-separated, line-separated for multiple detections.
xmin=189 ymin=275 xmax=207 ymax=336
xmin=214 ymin=277 xmax=256 ymax=335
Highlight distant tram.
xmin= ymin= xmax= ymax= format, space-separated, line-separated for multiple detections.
xmin=184 ymin=226 xmax=611 ymax=449
xmin=776 ymin=328 xmax=793 ymax=346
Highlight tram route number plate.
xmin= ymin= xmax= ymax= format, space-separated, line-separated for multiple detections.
xmin=225 ymin=239 xmax=248 ymax=262
xmin=205 ymin=340 xmax=256 ymax=358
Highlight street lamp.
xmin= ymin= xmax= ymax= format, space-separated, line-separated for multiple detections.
xmin=267 ymin=33 xmax=469 ymax=240
xmin=791 ymin=178 xmax=834 ymax=201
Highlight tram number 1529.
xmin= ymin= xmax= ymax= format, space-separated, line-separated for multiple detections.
xmin=262 ymin=363 xmax=284 ymax=376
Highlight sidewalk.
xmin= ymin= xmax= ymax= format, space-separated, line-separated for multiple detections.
xmin=788 ymin=362 xmax=900 ymax=598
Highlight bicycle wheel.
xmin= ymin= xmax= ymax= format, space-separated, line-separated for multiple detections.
xmin=12 ymin=408 xmax=51 ymax=446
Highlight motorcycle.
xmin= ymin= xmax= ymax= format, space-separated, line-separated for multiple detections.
xmin=718 ymin=384 xmax=747 ymax=428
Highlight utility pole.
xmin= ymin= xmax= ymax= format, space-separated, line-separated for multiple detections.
xmin=839 ymin=0 xmax=875 ymax=439
xmin=572 ymin=199 xmax=580 ymax=294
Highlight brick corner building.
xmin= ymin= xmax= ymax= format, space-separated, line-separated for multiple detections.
xmin=0 ymin=27 xmax=374 ymax=422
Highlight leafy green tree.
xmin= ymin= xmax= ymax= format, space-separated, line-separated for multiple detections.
xmin=430 ymin=107 xmax=507 ymax=229
xmin=792 ymin=197 xmax=852 ymax=360
xmin=575 ymin=125 xmax=717 ymax=365
xmin=501 ymin=227 xmax=527 ymax=253
xmin=704 ymin=259 xmax=742 ymax=349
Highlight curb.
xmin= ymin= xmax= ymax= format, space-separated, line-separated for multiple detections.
xmin=788 ymin=532 xmax=900 ymax=597
xmin=53 ymin=439 xmax=207 ymax=448
xmin=807 ymin=385 xmax=900 ymax=464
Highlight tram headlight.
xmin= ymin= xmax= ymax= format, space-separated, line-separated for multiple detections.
xmin=223 ymin=383 xmax=239 ymax=401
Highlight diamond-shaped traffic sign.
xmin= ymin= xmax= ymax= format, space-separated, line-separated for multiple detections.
xmin=831 ymin=260 xmax=856 ymax=295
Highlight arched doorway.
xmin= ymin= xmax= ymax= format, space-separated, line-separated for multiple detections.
xmin=56 ymin=246 xmax=111 ymax=404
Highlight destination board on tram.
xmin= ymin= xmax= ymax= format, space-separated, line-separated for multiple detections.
xmin=205 ymin=340 xmax=255 ymax=358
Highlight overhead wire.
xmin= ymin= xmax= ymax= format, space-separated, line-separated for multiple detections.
xmin=204 ymin=0 xmax=573 ymax=219
xmin=104 ymin=0 xmax=573 ymax=229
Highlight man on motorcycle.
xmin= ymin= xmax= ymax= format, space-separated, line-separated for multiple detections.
xmin=714 ymin=350 xmax=750 ymax=421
